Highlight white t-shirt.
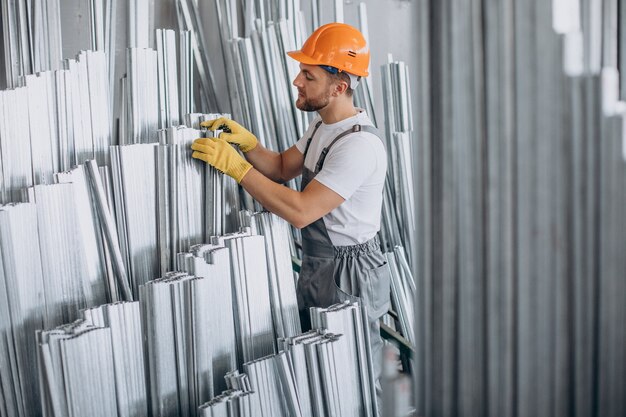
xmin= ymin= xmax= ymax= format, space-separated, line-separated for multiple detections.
xmin=295 ymin=110 xmax=387 ymax=246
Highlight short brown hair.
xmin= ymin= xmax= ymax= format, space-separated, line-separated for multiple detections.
xmin=326 ymin=70 xmax=353 ymax=97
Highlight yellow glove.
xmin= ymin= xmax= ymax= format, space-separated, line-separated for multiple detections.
xmin=191 ymin=138 xmax=253 ymax=183
xmin=200 ymin=117 xmax=258 ymax=153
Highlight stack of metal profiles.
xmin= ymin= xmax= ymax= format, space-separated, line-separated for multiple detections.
xmin=198 ymin=370 xmax=258 ymax=417
xmin=156 ymin=29 xmax=185 ymax=128
xmin=214 ymin=232 xmax=276 ymax=365
xmin=244 ymin=211 xmax=301 ymax=339
xmin=379 ymin=58 xmax=416 ymax=269
xmin=0 ymin=0 xmax=63 ymax=88
xmin=185 ymin=112 xmax=242 ymax=237
xmin=175 ymin=0 xmax=219 ymax=111
xmin=81 ymin=302 xmax=148 ymax=417
xmin=36 ymin=320 xmax=117 ymax=417
xmin=213 ymin=0 xmax=309 ymax=153
xmin=413 ymin=0 xmax=626 ymax=416
xmin=310 ymin=302 xmax=377 ymax=417
xmin=156 ymin=126 xmax=206 ymax=273
xmin=26 ymin=182 xmax=108 ymax=325
xmin=110 ymin=143 xmax=159 ymax=297
xmin=385 ymin=246 xmax=415 ymax=345
xmin=177 ymin=244 xmax=238 ymax=395
xmin=278 ymin=330 xmax=342 ymax=417
xmin=121 ymin=48 xmax=159 ymax=144
xmin=0 ymin=49 xmax=112 ymax=203
xmin=0 ymin=203 xmax=46 ymax=417
xmin=352 ymin=4 xmax=377 ymax=126
xmin=139 ymin=272 xmax=217 ymax=417
xmin=242 ymin=353 xmax=292 ymax=417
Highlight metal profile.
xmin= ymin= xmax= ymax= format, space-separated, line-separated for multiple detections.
xmin=0 ymin=203 xmax=46 ymax=417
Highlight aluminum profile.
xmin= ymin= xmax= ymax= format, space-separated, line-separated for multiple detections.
xmin=81 ymin=302 xmax=148 ymax=417
xmin=177 ymin=244 xmax=238 ymax=395
xmin=245 ymin=211 xmax=301 ymax=339
xmin=310 ymin=302 xmax=377 ymax=417
xmin=140 ymin=272 xmax=216 ymax=417
xmin=0 ymin=203 xmax=46 ymax=417
xmin=1 ymin=0 xmax=63 ymax=88
xmin=214 ymin=233 xmax=276 ymax=365
xmin=36 ymin=321 xmax=117 ymax=417
xmin=27 ymin=183 xmax=108 ymax=326
xmin=111 ymin=143 xmax=159 ymax=297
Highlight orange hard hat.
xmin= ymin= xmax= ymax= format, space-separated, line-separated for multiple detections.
xmin=287 ymin=23 xmax=370 ymax=77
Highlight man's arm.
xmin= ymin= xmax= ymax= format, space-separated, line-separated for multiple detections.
xmin=244 ymin=145 xmax=304 ymax=183
xmin=240 ymin=168 xmax=344 ymax=229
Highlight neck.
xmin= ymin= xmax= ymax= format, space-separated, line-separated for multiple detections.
xmin=318 ymin=98 xmax=357 ymax=124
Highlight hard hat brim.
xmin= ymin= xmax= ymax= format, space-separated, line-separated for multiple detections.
xmin=286 ymin=50 xmax=369 ymax=77
xmin=287 ymin=50 xmax=323 ymax=66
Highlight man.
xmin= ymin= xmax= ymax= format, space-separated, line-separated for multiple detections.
xmin=191 ymin=22 xmax=390 ymax=382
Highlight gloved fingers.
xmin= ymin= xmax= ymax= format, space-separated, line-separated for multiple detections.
xmin=199 ymin=118 xmax=223 ymax=130
xmin=191 ymin=139 xmax=218 ymax=155
xmin=200 ymin=117 xmax=238 ymax=133
xmin=218 ymin=132 xmax=238 ymax=142
xmin=193 ymin=137 xmax=214 ymax=146
xmin=191 ymin=151 xmax=212 ymax=163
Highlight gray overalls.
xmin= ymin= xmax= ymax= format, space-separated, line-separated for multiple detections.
xmin=296 ymin=121 xmax=391 ymax=384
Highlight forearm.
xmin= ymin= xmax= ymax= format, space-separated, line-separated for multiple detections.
xmin=239 ymin=168 xmax=345 ymax=228
xmin=240 ymin=169 xmax=316 ymax=228
xmin=244 ymin=145 xmax=288 ymax=182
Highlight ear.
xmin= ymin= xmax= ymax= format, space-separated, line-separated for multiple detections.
xmin=331 ymin=78 xmax=349 ymax=97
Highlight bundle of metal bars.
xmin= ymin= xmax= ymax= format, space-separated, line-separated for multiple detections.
xmin=278 ymin=330 xmax=342 ymax=417
xmin=0 ymin=203 xmax=46 ymax=417
xmin=156 ymin=126 xmax=206 ymax=273
xmin=185 ymin=113 xmax=242 ymax=236
xmin=212 ymin=0 xmax=310 ymax=153
xmin=379 ymin=59 xmax=416 ymax=269
xmin=26 ymin=182 xmax=109 ymax=325
xmin=310 ymin=301 xmax=378 ymax=417
xmin=37 ymin=302 xmax=147 ymax=417
xmin=139 ymin=272 xmax=218 ymax=417
xmin=36 ymin=320 xmax=117 ymax=417
xmin=244 ymin=211 xmax=301 ymax=339
xmin=121 ymin=48 xmax=159 ymax=144
xmin=385 ymin=246 xmax=415 ymax=345
xmin=242 ymin=354 xmax=293 ymax=417
xmin=1 ymin=0 xmax=63 ymax=89
xmin=110 ymin=143 xmax=159 ymax=297
xmin=214 ymin=232 xmax=277 ymax=364
xmin=81 ymin=302 xmax=148 ymax=417
xmin=199 ymin=371 xmax=258 ymax=417
xmin=413 ymin=0 xmax=626 ymax=416
xmin=0 ymin=50 xmax=112 ymax=204
xmin=176 ymin=244 xmax=238 ymax=395
xmin=140 ymin=230 xmax=283 ymax=416
xmin=175 ymin=0 xmax=219 ymax=111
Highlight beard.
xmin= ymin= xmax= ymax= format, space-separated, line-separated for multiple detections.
xmin=296 ymin=91 xmax=330 ymax=112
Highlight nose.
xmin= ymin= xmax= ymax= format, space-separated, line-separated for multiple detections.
xmin=293 ymin=72 xmax=304 ymax=88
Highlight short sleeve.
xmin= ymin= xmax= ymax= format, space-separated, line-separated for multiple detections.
xmin=313 ymin=133 xmax=379 ymax=200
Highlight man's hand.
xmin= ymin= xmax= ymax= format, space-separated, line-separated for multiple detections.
xmin=191 ymin=138 xmax=253 ymax=183
xmin=200 ymin=117 xmax=258 ymax=153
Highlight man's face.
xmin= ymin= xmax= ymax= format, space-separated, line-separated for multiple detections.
xmin=292 ymin=64 xmax=333 ymax=112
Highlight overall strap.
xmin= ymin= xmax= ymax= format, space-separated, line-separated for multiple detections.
xmin=303 ymin=121 xmax=324 ymax=158
xmin=314 ymin=124 xmax=382 ymax=174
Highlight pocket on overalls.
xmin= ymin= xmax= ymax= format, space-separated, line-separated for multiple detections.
xmin=363 ymin=261 xmax=392 ymax=320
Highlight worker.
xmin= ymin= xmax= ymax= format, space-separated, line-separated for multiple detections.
xmin=191 ymin=22 xmax=390 ymax=385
